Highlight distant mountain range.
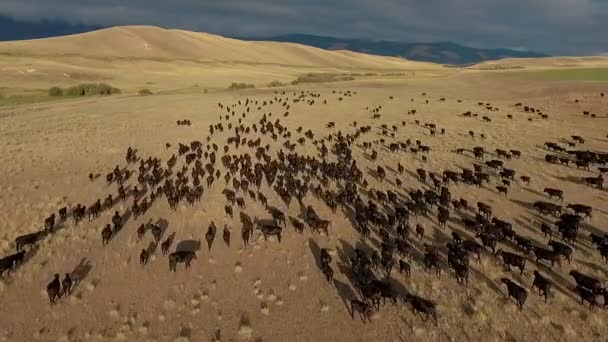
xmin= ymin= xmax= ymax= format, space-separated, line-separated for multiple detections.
xmin=0 ymin=15 xmax=549 ymax=64
xmin=240 ymin=34 xmax=550 ymax=65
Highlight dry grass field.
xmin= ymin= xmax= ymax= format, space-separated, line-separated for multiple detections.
xmin=0 ymin=26 xmax=607 ymax=342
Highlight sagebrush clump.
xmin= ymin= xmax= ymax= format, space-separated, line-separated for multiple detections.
xmin=48 ymin=83 xmax=121 ymax=97
xmin=138 ymin=88 xmax=153 ymax=96
xmin=291 ymin=73 xmax=355 ymax=84
xmin=64 ymin=83 xmax=120 ymax=96
xmin=228 ymin=82 xmax=255 ymax=90
xmin=267 ymin=81 xmax=285 ymax=88
xmin=48 ymin=87 xmax=63 ymax=97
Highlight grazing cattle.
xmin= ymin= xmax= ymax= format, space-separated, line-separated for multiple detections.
xmin=310 ymin=219 xmax=331 ymax=236
xmin=496 ymin=250 xmax=526 ymax=275
xmin=381 ymin=254 xmax=395 ymax=276
xmin=241 ymin=225 xmax=252 ymax=247
xmin=236 ymin=197 xmax=245 ymax=209
xmin=290 ymin=217 xmax=305 ymax=234
xmin=531 ymin=270 xmax=552 ymax=302
xmin=544 ymin=188 xmax=564 ymax=202
xmin=320 ymin=248 xmax=332 ymax=266
xmin=59 ymin=207 xmax=68 ymax=221
xmin=62 ymin=274 xmax=73 ymax=296
xmin=321 ymin=263 xmax=334 ymax=282
xmin=569 ymin=270 xmax=603 ymax=294
xmin=376 ymin=166 xmax=386 ymax=181
xmin=582 ymin=175 xmax=603 ymax=189
xmin=533 ymin=201 xmax=562 ymax=216
xmin=501 ymin=278 xmax=527 ymax=310
xmin=206 ymin=223 xmax=217 ymax=251
xmin=513 ymin=234 xmax=533 ymax=254
xmin=416 ymin=168 xmax=427 ymax=182
xmin=540 ymin=223 xmax=552 ymax=239
xmin=47 ymin=274 xmax=61 ymax=305
xmin=255 ymin=218 xmax=283 ymax=242
xmin=111 ymin=211 xmax=122 ymax=229
xmin=168 ymin=251 xmax=197 ymax=272
xmin=103 ymin=195 xmax=113 ymax=210
xmin=575 ymin=160 xmax=590 ymax=170
xmin=476 ymin=233 xmax=497 ymax=254
xmin=415 ymin=224 xmax=424 ymax=239
xmin=534 ymin=247 xmax=561 ymax=268
xmin=137 ymin=224 xmax=146 ymax=240
xmin=13 ymin=88 xmax=608 ymax=332
xmin=452 ymin=261 xmax=469 ymax=286
xmin=0 ymin=251 xmax=26 ymax=278
xmin=268 ymin=208 xmax=286 ymax=226
xmin=423 ymin=249 xmax=442 ymax=276
xmin=140 ymin=249 xmax=150 ymax=265
xmin=101 ymin=224 xmax=113 ymax=246
xmin=161 ymin=233 xmax=176 ymax=255
xmin=224 ymin=205 xmax=233 ymax=218
xmin=15 ymin=230 xmax=46 ymax=251
xmin=597 ymin=244 xmax=608 ymax=264
xmin=477 ymin=202 xmax=492 ymax=219
xmin=548 ymin=240 xmax=573 ymax=263
xmin=351 ymin=300 xmax=374 ymax=322
xmin=575 ymin=285 xmax=598 ymax=308
xmin=590 ymin=233 xmax=608 ymax=249
xmin=545 ymin=155 xmax=558 ymax=163
xmin=403 ymin=294 xmax=438 ymax=325
xmin=457 ymin=240 xmax=481 ymax=261
xmin=399 ymin=259 xmax=411 ymax=276
xmin=44 ymin=214 xmax=55 ymax=232
xmin=223 ymin=226 xmax=231 ymax=247
xmin=150 ymin=224 xmax=163 ymax=244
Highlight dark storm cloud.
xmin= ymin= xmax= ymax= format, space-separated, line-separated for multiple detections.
xmin=1 ymin=0 xmax=606 ymax=55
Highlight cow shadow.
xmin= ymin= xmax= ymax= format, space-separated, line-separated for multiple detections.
xmin=308 ymin=238 xmax=325 ymax=272
xmin=175 ymin=239 xmax=201 ymax=253
xmin=154 ymin=217 xmax=169 ymax=241
xmin=522 ymin=186 xmax=546 ymax=198
xmin=69 ymin=258 xmax=93 ymax=292
xmin=555 ymin=175 xmax=585 ymax=186
xmin=333 ymin=279 xmax=357 ymax=312
xmin=160 ymin=232 xmax=177 ymax=253
xmin=22 ymin=244 xmax=41 ymax=265
xmin=146 ymin=241 xmax=158 ymax=255
xmin=535 ymin=263 xmax=579 ymax=303
xmin=510 ymin=199 xmax=536 ymax=211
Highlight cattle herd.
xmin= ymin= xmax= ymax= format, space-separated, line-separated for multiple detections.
xmin=0 ymin=88 xmax=607 ymax=330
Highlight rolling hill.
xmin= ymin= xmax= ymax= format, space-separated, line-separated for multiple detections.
xmin=0 ymin=26 xmax=439 ymax=70
xmin=0 ymin=16 xmax=547 ymax=65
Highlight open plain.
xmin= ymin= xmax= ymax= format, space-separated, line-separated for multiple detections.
xmin=1 ymin=27 xmax=608 ymax=342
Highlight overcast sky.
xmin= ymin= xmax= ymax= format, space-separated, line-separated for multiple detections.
xmin=1 ymin=0 xmax=606 ymax=55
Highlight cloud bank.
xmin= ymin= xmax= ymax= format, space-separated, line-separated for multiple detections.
xmin=1 ymin=0 xmax=606 ymax=55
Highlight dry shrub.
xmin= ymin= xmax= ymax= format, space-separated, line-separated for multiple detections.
xmin=228 ymin=82 xmax=255 ymax=90
xmin=291 ymin=73 xmax=355 ymax=84
xmin=48 ymin=86 xmax=63 ymax=97
xmin=267 ymin=81 xmax=285 ymax=88
xmin=138 ymin=88 xmax=153 ymax=96
xmin=63 ymin=83 xmax=121 ymax=97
